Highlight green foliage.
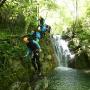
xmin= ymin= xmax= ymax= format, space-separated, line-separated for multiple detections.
xmin=0 ymin=36 xmax=33 ymax=89
xmin=0 ymin=0 xmax=7 ymax=7
xmin=0 ymin=0 xmax=38 ymax=35
xmin=39 ymin=0 xmax=58 ymax=10
xmin=62 ymin=11 xmax=90 ymax=68
xmin=0 ymin=0 xmax=57 ymax=89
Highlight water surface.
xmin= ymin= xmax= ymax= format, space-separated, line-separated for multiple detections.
xmin=47 ymin=67 xmax=90 ymax=90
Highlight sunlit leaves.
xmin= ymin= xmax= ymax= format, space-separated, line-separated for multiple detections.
xmin=0 ymin=0 xmax=38 ymax=34
xmin=39 ymin=0 xmax=58 ymax=11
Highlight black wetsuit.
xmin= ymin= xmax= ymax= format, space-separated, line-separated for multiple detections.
xmin=27 ymin=40 xmax=41 ymax=72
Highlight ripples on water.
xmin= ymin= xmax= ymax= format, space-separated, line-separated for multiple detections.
xmin=47 ymin=67 xmax=90 ymax=90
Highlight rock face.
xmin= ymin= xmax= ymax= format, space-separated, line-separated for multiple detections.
xmin=62 ymin=29 xmax=90 ymax=69
xmin=40 ymin=34 xmax=57 ymax=74
xmin=0 ymin=34 xmax=57 ymax=90
xmin=63 ymin=37 xmax=90 ymax=69
xmin=74 ymin=50 xmax=90 ymax=69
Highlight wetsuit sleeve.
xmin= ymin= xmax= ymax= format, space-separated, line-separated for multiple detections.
xmin=32 ymin=40 xmax=41 ymax=49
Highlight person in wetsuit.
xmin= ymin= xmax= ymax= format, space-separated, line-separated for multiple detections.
xmin=22 ymin=35 xmax=42 ymax=75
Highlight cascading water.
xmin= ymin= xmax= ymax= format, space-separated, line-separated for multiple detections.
xmin=46 ymin=35 xmax=90 ymax=90
xmin=33 ymin=35 xmax=90 ymax=90
xmin=52 ymin=35 xmax=75 ymax=67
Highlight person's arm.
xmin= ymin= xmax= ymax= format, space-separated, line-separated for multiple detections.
xmin=33 ymin=40 xmax=42 ymax=52
xmin=32 ymin=40 xmax=41 ymax=49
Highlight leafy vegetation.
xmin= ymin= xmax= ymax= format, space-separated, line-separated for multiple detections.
xmin=1 ymin=0 xmax=90 ymax=89
xmin=62 ymin=5 xmax=90 ymax=69
xmin=0 ymin=0 xmax=57 ymax=89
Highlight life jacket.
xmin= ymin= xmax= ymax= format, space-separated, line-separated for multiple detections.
xmin=40 ymin=25 xmax=46 ymax=32
xmin=28 ymin=31 xmax=41 ymax=40
xmin=27 ymin=40 xmax=38 ymax=52
xmin=33 ymin=32 xmax=41 ymax=39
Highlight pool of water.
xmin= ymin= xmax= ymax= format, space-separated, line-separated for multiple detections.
xmin=47 ymin=67 xmax=90 ymax=90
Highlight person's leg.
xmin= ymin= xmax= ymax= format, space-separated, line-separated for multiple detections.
xmin=31 ymin=53 xmax=37 ymax=71
xmin=40 ymin=25 xmax=46 ymax=38
xmin=35 ymin=50 xmax=41 ymax=73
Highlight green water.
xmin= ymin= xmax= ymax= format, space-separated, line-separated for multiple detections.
xmin=47 ymin=67 xmax=90 ymax=90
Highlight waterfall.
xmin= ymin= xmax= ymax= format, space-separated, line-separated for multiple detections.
xmin=51 ymin=35 xmax=75 ymax=67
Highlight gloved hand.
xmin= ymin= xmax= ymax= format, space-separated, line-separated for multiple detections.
xmin=39 ymin=49 xmax=42 ymax=52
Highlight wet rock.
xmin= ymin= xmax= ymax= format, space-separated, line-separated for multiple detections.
xmin=33 ymin=76 xmax=48 ymax=90
xmin=69 ymin=50 xmax=90 ymax=69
